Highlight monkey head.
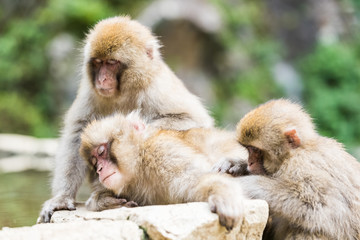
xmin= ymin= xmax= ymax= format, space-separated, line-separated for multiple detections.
xmin=80 ymin=112 xmax=146 ymax=194
xmin=236 ymin=99 xmax=316 ymax=175
xmin=83 ymin=16 xmax=161 ymax=98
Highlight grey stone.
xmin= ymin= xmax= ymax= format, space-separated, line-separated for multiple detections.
xmin=0 ymin=220 xmax=144 ymax=240
xmin=51 ymin=200 xmax=268 ymax=240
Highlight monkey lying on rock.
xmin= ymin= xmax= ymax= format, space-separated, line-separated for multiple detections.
xmin=80 ymin=112 xmax=249 ymax=231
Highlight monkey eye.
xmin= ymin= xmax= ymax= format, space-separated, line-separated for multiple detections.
xmin=94 ymin=58 xmax=102 ymax=63
xmin=98 ymin=144 xmax=106 ymax=156
xmin=107 ymin=59 xmax=118 ymax=65
xmin=246 ymin=146 xmax=260 ymax=154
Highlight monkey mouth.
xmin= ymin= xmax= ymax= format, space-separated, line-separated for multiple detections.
xmin=100 ymin=172 xmax=116 ymax=183
xmin=99 ymin=88 xmax=115 ymax=97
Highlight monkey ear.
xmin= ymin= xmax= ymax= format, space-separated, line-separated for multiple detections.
xmin=146 ymin=47 xmax=154 ymax=60
xmin=126 ymin=111 xmax=146 ymax=132
xmin=132 ymin=122 xmax=145 ymax=132
xmin=284 ymin=129 xmax=301 ymax=148
xmin=146 ymin=39 xmax=161 ymax=60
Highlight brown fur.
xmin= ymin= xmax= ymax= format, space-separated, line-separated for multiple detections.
xmin=37 ymin=16 xmax=213 ymax=223
xmin=89 ymin=16 xmax=154 ymax=59
xmin=80 ymin=112 xmax=248 ymax=230
xmin=236 ymin=99 xmax=360 ymax=239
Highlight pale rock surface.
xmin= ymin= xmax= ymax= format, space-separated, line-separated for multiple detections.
xmin=0 ymin=220 xmax=143 ymax=240
xmin=51 ymin=200 xmax=268 ymax=240
xmin=0 ymin=199 xmax=268 ymax=240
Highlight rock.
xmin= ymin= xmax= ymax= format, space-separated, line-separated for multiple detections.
xmin=0 ymin=196 xmax=268 ymax=240
xmin=50 ymin=200 xmax=268 ymax=240
xmin=0 ymin=201 xmax=268 ymax=239
xmin=0 ymin=220 xmax=144 ymax=240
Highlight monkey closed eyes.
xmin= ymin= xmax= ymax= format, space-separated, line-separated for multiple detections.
xmin=37 ymin=16 xmax=214 ymax=223
xmin=79 ymin=112 xmax=248 ymax=231
xmin=227 ymin=99 xmax=360 ymax=239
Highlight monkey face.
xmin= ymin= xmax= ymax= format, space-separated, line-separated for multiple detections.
xmin=84 ymin=16 xmax=160 ymax=99
xmin=90 ymin=142 xmax=127 ymax=193
xmin=242 ymin=143 xmax=284 ymax=176
xmin=246 ymin=146 xmax=266 ymax=175
xmin=88 ymin=58 xmax=126 ymax=98
xmin=80 ymin=113 xmax=145 ymax=194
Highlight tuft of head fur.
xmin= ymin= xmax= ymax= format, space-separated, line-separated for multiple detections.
xmin=79 ymin=111 xmax=148 ymax=164
xmin=236 ymin=99 xmax=317 ymax=173
xmin=237 ymin=99 xmax=316 ymax=146
xmin=85 ymin=16 xmax=161 ymax=63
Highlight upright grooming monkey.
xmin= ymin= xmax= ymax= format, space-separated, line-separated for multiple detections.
xmin=38 ymin=16 xmax=214 ymax=223
xmin=222 ymin=99 xmax=360 ymax=239
xmin=79 ymin=112 xmax=248 ymax=231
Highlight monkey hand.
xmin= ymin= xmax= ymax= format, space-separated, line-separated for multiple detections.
xmin=212 ymin=158 xmax=249 ymax=177
xmin=37 ymin=195 xmax=76 ymax=223
xmin=86 ymin=192 xmax=138 ymax=211
xmin=208 ymin=193 xmax=244 ymax=232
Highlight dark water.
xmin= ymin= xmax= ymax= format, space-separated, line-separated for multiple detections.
xmin=0 ymin=170 xmax=90 ymax=228
xmin=0 ymin=170 xmax=50 ymax=227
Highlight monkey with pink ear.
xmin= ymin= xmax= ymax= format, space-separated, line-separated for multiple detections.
xmin=220 ymin=99 xmax=360 ymax=240
xmin=80 ymin=111 xmax=249 ymax=231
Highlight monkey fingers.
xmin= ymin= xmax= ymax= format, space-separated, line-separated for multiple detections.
xmin=208 ymin=195 xmax=242 ymax=232
xmin=212 ymin=158 xmax=248 ymax=177
xmin=37 ymin=196 xmax=76 ymax=223
xmin=90 ymin=194 xmax=138 ymax=211
xmin=124 ymin=201 xmax=138 ymax=208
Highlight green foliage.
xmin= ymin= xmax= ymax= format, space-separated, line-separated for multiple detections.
xmin=299 ymin=43 xmax=360 ymax=146
xmin=0 ymin=93 xmax=56 ymax=137
xmin=210 ymin=0 xmax=283 ymax=125
xmin=0 ymin=0 xmax=146 ymax=138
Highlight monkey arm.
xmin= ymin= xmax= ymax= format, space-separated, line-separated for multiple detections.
xmin=85 ymin=176 xmax=138 ymax=211
xmin=37 ymin=130 xmax=85 ymax=223
xmin=237 ymin=175 xmax=341 ymax=237
xmin=208 ymin=131 xmax=249 ymax=176
xmin=37 ymin=99 xmax=90 ymax=223
xmin=187 ymin=173 xmax=245 ymax=231
xmin=51 ymin=126 xmax=87 ymax=198
xmin=212 ymin=158 xmax=249 ymax=176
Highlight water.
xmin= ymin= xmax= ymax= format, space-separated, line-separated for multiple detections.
xmin=0 ymin=170 xmax=90 ymax=228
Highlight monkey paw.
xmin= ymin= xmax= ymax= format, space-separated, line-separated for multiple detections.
xmin=37 ymin=195 xmax=76 ymax=224
xmin=86 ymin=194 xmax=138 ymax=211
xmin=208 ymin=194 xmax=243 ymax=231
xmin=212 ymin=158 xmax=248 ymax=177
xmin=124 ymin=200 xmax=138 ymax=208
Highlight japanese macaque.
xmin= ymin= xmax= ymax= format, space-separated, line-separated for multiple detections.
xmin=79 ymin=112 xmax=248 ymax=231
xmin=37 ymin=16 xmax=214 ymax=223
xmin=231 ymin=99 xmax=360 ymax=239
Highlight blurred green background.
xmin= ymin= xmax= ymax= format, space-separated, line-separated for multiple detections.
xmin=0 ymin=0 xmax=359 ymax=228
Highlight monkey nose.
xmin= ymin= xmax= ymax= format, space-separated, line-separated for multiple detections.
xmin=97 ymin=164 xmax=103 ymax=173
xmin=99 ymin=77 xmax=108 ymax=84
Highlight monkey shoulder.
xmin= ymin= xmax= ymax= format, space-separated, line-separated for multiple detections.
xmin=142 ymin=133 xmax=210 ymax=170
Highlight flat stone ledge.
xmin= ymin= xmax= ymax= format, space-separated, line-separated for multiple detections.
xmin=0 ymin=200 xmax=268 ymax=240
xmin=0 ymin=220 xmax=144 ymax=240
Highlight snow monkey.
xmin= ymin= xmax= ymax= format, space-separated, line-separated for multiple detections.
xmin=79 ymin=112 xmax=248 ymax=231
xmin=37 ymin=16 xmax=214 ymax=223
xmin=223 ymin=99 xmax=360 ymax=239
